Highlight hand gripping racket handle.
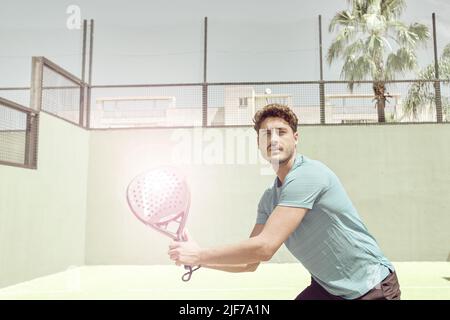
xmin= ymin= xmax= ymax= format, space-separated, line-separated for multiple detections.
xmin=178 ymin=232 xmax=201 ymax=282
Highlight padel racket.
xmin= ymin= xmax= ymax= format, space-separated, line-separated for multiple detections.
xmin=126 ymin=166 xmax=200 ymax=281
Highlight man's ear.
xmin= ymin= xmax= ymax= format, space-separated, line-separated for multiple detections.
xmin=294 ymin=132 xmax=299 ymax=145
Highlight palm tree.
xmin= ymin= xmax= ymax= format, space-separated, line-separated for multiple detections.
xmin=327 ymin=0 xmax=429 ymax=122
xmin=403 ymin=44 xmax=450 ymax=121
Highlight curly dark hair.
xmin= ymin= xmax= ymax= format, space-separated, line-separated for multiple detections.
xmin=253 ymin=104 xmax=298 ymax=134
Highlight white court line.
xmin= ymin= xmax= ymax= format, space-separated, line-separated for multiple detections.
xmin=401 ymin=286 xmax=450 ymax=289
xmin=128 ymin=287 xmax=297 ymax=293
xmin=128 ymin=286 xmax=450 ymax=292
xmin=0 ymin=286 xmax=448 ymax=296
xmin=0 ymin=287 xmax=297 ymax=295
xmin=0 ymin=290 xmax=81 ymax=295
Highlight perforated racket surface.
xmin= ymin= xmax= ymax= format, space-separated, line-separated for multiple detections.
xmin=126 ymin=166 xmax=200 ymax=281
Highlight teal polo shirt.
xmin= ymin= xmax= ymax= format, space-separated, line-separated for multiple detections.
xmin=256 ymin=154 xmax=394 ymax=299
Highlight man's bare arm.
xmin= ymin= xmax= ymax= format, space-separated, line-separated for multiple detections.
xmin=197 ymin=206 xmax=308 ymax=265
xmin=201 ymin=224 xmax=264 ymax=273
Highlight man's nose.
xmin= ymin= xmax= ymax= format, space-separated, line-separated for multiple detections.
xmin=269 ymin=139 xmax=280 ymax=150
xmin=270 ymin=133 xmax=280 ymax=143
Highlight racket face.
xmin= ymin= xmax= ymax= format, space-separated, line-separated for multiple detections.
xmin=127 ymin=166 xmax=190 ymax=226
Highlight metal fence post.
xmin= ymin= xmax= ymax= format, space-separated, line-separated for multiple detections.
xmin=30 ymin=57 xmax=43 ymax=112
xmin=24 ymin=112 xmax=39 ymax=168
xmin=79 ymin=19 xmax=88 ymax=127
xmin=26 ymin=57 xmax=43 ymax=168
xmin=86 ymin=19 xmax=95 ymax=129
xmin=432 ymin=13 xmax=443 ymax=123
xmin=202 ymin=16 xmax=208 ymax=127
xmin=318 ymin=15 xmax=326 ymax=124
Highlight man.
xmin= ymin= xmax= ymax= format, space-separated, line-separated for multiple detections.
xmin=168 ymin=104 xmax=401 ymax=300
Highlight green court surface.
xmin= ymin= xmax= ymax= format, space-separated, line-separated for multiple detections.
xmin=0 ymin=262 xmax=448 ymax=300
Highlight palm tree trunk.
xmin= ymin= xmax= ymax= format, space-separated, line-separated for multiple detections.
xmin=373 ymin=81 xmax=386 ymax=123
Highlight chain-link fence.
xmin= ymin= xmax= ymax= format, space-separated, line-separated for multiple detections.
xmin=87 ymin=79 xmax=448 ymax=128
xmin=3 ymin=77 xmax=448 ymax=130
xmin=0 ymin=97 xmax=38 ymax=168
xmin=0 ymin=12 xmax=449 ymax=171
xmin=41 ymin=58 xmax=85 ymax=126
xmin=1 ymin=11 xmax=450 ymax=170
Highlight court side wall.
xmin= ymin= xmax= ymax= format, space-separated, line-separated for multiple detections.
xmin=0 ymin=113 xmax=89 ymax=288
xmin=85 ymin=124 xmax=450 ymax=265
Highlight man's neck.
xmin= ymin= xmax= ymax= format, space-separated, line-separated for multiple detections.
xmin=274 ymin=153 xmax=296 ymax=185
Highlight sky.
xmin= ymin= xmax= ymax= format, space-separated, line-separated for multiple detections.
xmin=1 ymin=0 xmax=450 ymax=86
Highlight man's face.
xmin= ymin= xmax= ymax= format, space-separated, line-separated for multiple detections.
xmin=258 ymin=117 xmax=298 ymax=165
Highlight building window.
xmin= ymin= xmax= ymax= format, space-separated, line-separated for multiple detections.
xmin=239 ymin=97 xmax=248 ymax=108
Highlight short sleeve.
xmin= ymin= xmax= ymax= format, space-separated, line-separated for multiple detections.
xmin=255 ymin=189 xmax=271 ymax=224
xmin=278 ymin=171 xmax=328 ymax=209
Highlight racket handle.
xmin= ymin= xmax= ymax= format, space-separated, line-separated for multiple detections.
xmin=178 ymin=230 xmax=200 ymax=281
xmin=181 ymin=265 xmax=201 ymax=282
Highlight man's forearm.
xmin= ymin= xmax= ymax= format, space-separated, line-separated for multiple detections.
xmin=202 ymin=263 xmax=259 ymax=273
xmin=199 ymin=236 xmax=271 ymax=265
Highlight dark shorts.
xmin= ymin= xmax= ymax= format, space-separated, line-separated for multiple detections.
xmin=295 ymin=270 xmax=401 ymax=300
